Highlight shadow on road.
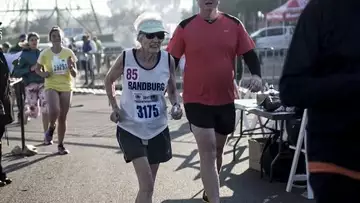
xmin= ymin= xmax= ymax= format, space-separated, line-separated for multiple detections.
xmin=6 ymin=137 xmax=121 ymax=151
xmin=169 ymin=121 xmax=191 ymax=140
xmin=3 ymin=153 xmax=58 ymax=174
xmin=168 ymin=143 xmax=312 ymax=203
xmin=163 ymin=169 xmax=312 ymax=203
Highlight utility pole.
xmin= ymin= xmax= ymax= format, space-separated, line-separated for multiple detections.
xmin=24 ymin=0 xmax=30 ymax=33
xmin=55 ymin=0 xmax=60 ymax=27
xmin=89 ymin=0 xmax=102 ymax=34
xmin=192 ymin=0 xmax=198 ymax=15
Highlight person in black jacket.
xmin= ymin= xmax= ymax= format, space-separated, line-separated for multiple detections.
xmin=280 ymin=0 xmax=360 ymax=202
xmin=0 ymin=26 xmax=13 ymax=187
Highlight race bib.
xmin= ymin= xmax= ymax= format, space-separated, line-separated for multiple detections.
xmin=133 ymin=92 xmax=161 ymax=122
xmin=52 ymin=56 xmax=68 ymax=75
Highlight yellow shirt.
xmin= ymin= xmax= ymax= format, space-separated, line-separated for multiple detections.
xmin=37 ymin=47 xmax=78 ymax=92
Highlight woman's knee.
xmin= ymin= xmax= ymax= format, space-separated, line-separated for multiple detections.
xmin=138 ymin=179 xmax=154 ymax=194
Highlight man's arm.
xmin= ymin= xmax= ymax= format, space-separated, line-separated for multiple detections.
xmin=167 ymin=55 xmax=180 ymax=106
xmin=89 ymin=41 xmax=97 ymax=54
xmin=236 ymin=21 xmax=261 ymax=77
xmin=104 ymin=52 xmax=124 ymax=110
xmin=166 ymin=26 xmax=185 ymax=69
xmin=243 ymin=50 xmax=261 ymax=77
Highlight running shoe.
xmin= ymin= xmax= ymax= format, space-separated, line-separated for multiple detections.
xmin=202 ymin=191 xmax=209 ymax=202
xmin=58 ymin=144 xmax=69 ymax=155
xmin=44 ymin=125 xmax=55 ymax=145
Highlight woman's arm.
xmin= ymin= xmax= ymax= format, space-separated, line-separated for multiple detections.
xmin=34 ymin=63 xmax=50 ymax=78
xmin=105 ymin=52 xmax=124 ymax=111
xmin=167 ymin=55 xmax=180 ymax=106
xmin=12 ymin=54 xmax=31 ymax=78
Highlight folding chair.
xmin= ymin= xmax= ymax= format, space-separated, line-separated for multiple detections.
xmin=286 ymin=109 xmax=314 ymax=199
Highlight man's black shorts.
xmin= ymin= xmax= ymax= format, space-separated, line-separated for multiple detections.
xmin=116 ymin=126 xmax=172 ymax=165
xmin=184 ymin=103 xmax=235 ymax=135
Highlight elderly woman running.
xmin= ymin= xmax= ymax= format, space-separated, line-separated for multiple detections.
xmin=105 ymin=12 xmax=182 ymax=203
xmin=35 ymin=26 xmax=78 ymax=155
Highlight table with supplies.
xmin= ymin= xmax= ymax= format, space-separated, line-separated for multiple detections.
xmin=233 ymin=99 xmax=295 ymax=182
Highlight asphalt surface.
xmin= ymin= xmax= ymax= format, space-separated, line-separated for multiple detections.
xmin=1 ymin=95 xmax=314 ymax=203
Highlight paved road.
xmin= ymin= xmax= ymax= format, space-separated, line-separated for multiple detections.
xmin=1 ymin=95 xmax=313 ymax=203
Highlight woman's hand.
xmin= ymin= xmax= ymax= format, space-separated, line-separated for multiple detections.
xmin=30 ymin=65 xmax=37 ymax=72
xmin=39 ymin=71 xmax=51 ymax=78
xmin=67 ymin=56 xmax=75 ymax=70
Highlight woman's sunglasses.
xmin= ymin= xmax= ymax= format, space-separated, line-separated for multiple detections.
xmin=141 ymin=32 xmax=165 ymax=40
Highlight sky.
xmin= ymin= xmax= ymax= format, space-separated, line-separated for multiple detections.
xmin=0 ymin=0 xmax=193 ymax=26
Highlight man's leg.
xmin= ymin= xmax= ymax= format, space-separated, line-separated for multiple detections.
xmin=202 ymin=103 xmax=235 ymax=201
xmin=88 ymin=59 xmax=95 ymax=86
xmin=214 ymin=103 xmax=236 ymax=172
xmin=184 ymin=103 xmax=220 ymax=203
xmin=0 ymin=124 xmax=5 ymax=180
xmin=215 ymin=134 xmax=228 ymax=172
xmin=81 ymin=60 xmax=88 ymax=85
xmin=0 ymin=124 xmax=11 ymax=186
xmin=310 ymin=173 xmax=360 ymax=203
xmin=192 ymin=125 xmax=220 ymax=203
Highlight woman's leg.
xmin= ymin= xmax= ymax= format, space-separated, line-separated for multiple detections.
xmin=25 ymin=84 xmax=40 ymax=119
xmin=116 ymin=126 xmax=156 ymax=203
xmin=38 ymin=85 xmax=49 ymax=133
xmin=57 ymin=91 xmax=72 ymax=154
xmin=44 ymin=89 xmax=60 ymax=145
xmin=133 ymin=157 xmax=155 ymax=203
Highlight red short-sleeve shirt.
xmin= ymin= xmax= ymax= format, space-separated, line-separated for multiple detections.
xmin=167 ymin=13 xmax=255 ymax=106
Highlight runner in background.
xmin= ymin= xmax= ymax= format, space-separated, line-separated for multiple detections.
xmin=9 ymin=34 xmax=26 ymax=53
xmin=81 ymin=34 xmax=97 ymax=87
xmin=1 ymin=42 xmax=10 ymax=53
xmin=167 ymin=0 xmax=262 ymax=202
xmin=9 ymin=34 xmax=27 ymax=124
xmin=12 ymin=32 xmax=49 ymax=134
xmin=92 ymin=36 xmax=103 ymax=74
xmin=105 ymin=12 xmax=182 ymax=203
xmin=35 ymin=26 xmax=78 ymax=155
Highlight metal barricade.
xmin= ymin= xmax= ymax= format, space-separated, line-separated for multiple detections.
xmin=242 ymin=47 xmax=288 ymax=87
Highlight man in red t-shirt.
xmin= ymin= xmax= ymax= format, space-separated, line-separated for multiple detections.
xmin=167 ymin=0 xmax=262 ymax=202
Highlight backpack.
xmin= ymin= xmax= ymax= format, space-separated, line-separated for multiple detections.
xmin=262 ymin=131 xmax=306 ymax=182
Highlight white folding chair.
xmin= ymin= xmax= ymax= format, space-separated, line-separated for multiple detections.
xmin=286 ymin=109 xmax=314 ymax=199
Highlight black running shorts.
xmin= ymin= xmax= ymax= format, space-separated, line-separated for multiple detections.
xmin=116 ymin=126 xmax=172 ymax=165
xmin=184 ymin=103 xmax=235 ymax=135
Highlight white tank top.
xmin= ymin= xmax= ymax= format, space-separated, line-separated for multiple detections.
xmin=117 ymin=49 xmax=170 ymax=140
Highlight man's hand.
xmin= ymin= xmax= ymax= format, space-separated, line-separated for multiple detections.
xmin=248 ymin=75 xmax=262 ymax=92
xmin=170 ymin=104 xmax=182 ymax=120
